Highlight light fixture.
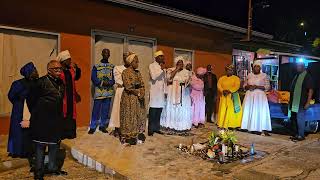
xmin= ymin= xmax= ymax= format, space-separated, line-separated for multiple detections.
xmin=297 ymin=58 xmax=305 ymax=62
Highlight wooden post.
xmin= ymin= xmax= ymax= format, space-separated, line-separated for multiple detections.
xmin=247 ymin=0 xmax=253 ymax=41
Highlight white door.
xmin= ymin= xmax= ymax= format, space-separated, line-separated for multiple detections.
xmin=128 ymin=39 xmax=154 ymax=108
xmin=93 ymin=35 xmax=125 ymax=118
xmin=92 ymin=32 xmax=156 ymax=116
xmin=0 ymin=28 xmax=58 ymax=115
xmin=94 ymin=35 xmax=124 ymax=66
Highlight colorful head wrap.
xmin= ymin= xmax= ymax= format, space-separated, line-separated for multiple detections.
xmin=196 ymin=67 xmax=207 ymax=75
xmin=56 ymin=50 xmax=71 ymax=62
xmin=154 ymin=50 xmax=164 ymax=58
xmin=20 ymin=62 xmax=36 ymax=77
xmin=225 ymin=64 xmax=235 ymax=70
xmin=125 ymin=53 xmax=137 ymax=64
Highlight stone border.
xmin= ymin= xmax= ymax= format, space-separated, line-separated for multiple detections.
xmin=0 ymin=159 xmax=29 ymax=173
xmin=61 ymin=142 xmax=129 ymax=180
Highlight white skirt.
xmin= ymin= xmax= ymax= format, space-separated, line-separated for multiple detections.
xmin=108 ymin=87 xmax=124 ymax=128
xmin=241 ymin=90 xmax=272 ymax=132
xmin=161 ymin=86 xmax=192 ymax=131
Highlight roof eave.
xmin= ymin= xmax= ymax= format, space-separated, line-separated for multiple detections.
xmin=105 ymin=0 xmax=273 ymax=39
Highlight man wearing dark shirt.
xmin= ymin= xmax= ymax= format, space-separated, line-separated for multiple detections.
xmin=289 ymin=62 xmax=314 ymax=141
xmin=30 ymin=60 xmax=66 ymax=180
xmin=203 ymin=65 xmax=217 ymax=123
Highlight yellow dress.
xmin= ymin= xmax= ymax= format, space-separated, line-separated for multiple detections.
xmin=217 ymin=75 xmax=242 ymax=128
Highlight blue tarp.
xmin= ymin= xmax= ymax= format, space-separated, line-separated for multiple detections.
xmin=269 ymin=102 xmax=320 ymax=121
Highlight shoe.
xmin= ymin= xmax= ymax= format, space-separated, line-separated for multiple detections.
xmin=264 ymin=132 xmax=271 ymax=136
xmin=88 ymin=128 xmax=96 ymax=134
xmin=99 ymin=127 xmax=108 ymax=133
xmin=138 ymin=133 xmax=146 ymax=142
xmin=54 ymin=170 xmax=68 ymax=175
xmin=34 ymin=178 xmax=44 ymax=180
xmin=290 ymin=135 xmax=298 ymax=140
xmin=47 ymin=170 xmax=68 ymax=176
xmin=125 ymin=138 xmax=137 ymax=145
xmin=148 ymin=132 xmax=154 ymax=136
xmin=291 ymin=136 xmax=305 ymax=142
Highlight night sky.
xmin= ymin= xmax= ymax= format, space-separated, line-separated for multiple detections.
xmin=143 ymin=0 xmax=320 ymax=46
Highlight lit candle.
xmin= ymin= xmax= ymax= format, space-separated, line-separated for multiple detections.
xmin=222 ymin=144 xmax=227 ymax=156
xmin=235 ymin=145 xmax=239 ymax=152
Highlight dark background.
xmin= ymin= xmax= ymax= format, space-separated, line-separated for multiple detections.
xmin=142 ymin=0 xmax=320 ymax=54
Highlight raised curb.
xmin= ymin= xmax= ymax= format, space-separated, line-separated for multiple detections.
xmin=0 ymin=158 xmax=29 ymax=173
xmin=61 ymin=142 xmax=129 ymax=180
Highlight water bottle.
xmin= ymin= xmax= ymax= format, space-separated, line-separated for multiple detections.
xmin=250 ymin=143 xmax=255 ymax=156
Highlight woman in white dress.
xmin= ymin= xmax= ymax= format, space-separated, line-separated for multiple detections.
xmin=108 ymin=52 xmax=132 ymax=137
xmin=161 ymin=56 xmax=192 ymax=132
xmin=241 ymin=60 xmax=272 ymax=136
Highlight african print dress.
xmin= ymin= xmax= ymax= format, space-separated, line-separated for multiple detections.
xmin=120 ymin=68 xmax=146 ymax=140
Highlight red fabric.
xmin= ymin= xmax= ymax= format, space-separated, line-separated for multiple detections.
xmin=60 ymin=68 xmax=77 ymax=119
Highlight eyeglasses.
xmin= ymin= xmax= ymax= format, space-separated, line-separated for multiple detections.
xmin=49 ymin=67 xmax=62 ymax=72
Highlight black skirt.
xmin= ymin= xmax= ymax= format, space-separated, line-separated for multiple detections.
xmin=61 ymin=116 xmax=76 ymax=139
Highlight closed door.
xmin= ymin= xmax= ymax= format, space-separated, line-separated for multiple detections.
xmin=128 ymin=40 xmax=154 ymax=108
xmin=174 ymin=49 xmax=194 ymax=67
xmin=93 ymin=32 xmax=155 ymax=115
xmin=94 ymin=35 xmax=124 ymax=66
xmin=0 ymin=28 xmax=58 ymax=115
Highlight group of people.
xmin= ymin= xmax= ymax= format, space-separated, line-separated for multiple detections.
xmin=7 ymin=50 xmax=80 ymax=180
xmin=88 ymin=49 xmax=218 ymax=145
xmin=215 ymin=61 xmax=271 ymax=135
xmin=7 ymin=47 xmax=313 ymax=179
xmin=215 ymin=60 xmax=313 ymax=142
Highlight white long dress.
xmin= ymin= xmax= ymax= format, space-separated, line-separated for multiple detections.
xmin=241 ymin=72 xmax=272 ymax=132
xmin=108 ymin=65 xmax=126 ymax=129
xmin=161 ymin=68 xmax=192 ymax=131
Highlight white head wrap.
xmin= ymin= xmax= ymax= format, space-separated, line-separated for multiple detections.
xmin=253 ymin=60 xmax=262 ymax=68
xmin=154 ymin=50 xmax=164 ymax=58
xmin=174 ymin=56 xmax=185 ymax=65
xmin=56 ymin=50 xmax=71 ymax=62
xmin=125 ymin=53 xmax=137 ymax=64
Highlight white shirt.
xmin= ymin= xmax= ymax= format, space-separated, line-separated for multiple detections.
xmin=114 ymin=65 xmax=126 ymax=85
xmin=244 ymin=72 xmax=270 ymax=91
xmin=149 ymin=61 xmax=165 ymax=108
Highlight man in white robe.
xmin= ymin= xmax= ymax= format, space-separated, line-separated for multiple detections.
xmin=148 ymin=50 xmax=166 ymax=136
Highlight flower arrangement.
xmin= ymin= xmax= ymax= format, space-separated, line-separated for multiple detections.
xmin=176 ymin=129 xmax=253 ymax=163
xmin=220 ymin=130 xmax=238 ymax=146
xmin=208 ymin=129 xmax=238 ymax=147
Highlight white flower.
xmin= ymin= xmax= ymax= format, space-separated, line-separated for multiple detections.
xmin=219 ymin=129 xmax=225 ymax=135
